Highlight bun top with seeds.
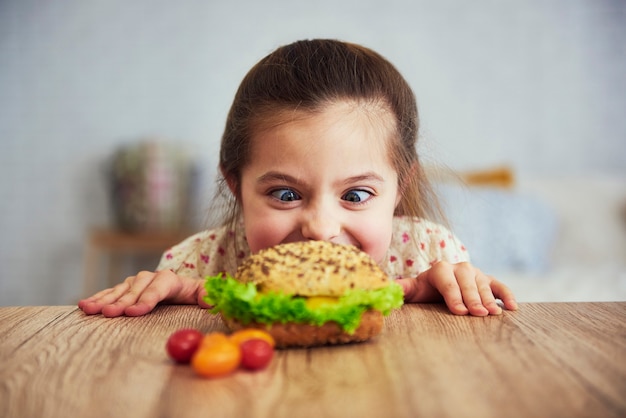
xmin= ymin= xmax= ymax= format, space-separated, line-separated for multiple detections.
xmin=234 ymin=240 xmax=391 ymax=297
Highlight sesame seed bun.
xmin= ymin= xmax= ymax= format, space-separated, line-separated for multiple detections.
xmin=234 ymin=240 xmax=391 ymax=297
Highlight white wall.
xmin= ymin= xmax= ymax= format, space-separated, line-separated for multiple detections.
xmin=1 ymin=0 xmax=625 ymax=306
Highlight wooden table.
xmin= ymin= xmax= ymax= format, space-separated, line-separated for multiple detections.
xmin=1 ymin=303 xmax=624 ymax=418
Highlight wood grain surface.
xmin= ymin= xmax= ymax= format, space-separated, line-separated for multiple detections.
xmin=1 ymin=303 xmax=624 ymax=418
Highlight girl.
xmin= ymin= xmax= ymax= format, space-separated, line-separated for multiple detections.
xmin=79 ymin=39 xmax=517 ymax=318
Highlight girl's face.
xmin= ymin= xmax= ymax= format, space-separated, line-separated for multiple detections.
xmin=238 ymin=100 xmax=400 ymax=264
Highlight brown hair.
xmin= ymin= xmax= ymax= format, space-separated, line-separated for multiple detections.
xmin=213 ymin=39 xmax=442 ymax=228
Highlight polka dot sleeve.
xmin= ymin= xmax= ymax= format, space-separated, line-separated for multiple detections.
xmin=156 ymin=226 xmax=250 ymax=279
xmin=382 ymin=216 xmax=470 ymax=280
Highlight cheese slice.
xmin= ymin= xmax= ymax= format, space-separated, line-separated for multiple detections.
xmin=305 ymin=296 xmax=339 ymax=309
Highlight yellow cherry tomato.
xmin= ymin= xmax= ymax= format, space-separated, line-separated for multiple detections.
xmin=200 ymin=332 xmax=230 ymax=348
xmin=191 ymin=339 xmax=241 ymax=378
xmin=229 ymin=329 xmax=276 ymax=348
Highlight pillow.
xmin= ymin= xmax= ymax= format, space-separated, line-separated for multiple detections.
xmin=436 ymin=184 xmax=558 ymax=274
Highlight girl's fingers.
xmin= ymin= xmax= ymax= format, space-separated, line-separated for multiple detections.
xmin=80 ymin=286 xmax=117 ymax=304
xmin=81 ymin=271 xmax=156 ymax=317
xmin=123 ymin=301 xmax=159 ymax=317
xmin=78 ymin=270 xmax=200 ymax=318
xmin=429 ymin=262 xmax=470 ymax=315
xmin=477 ymin=275 xmax=503 ymax=315
xmin=197 ymin=287 xmax=210 ymax=308
xmin=80 ymin=282 xmax=127 ymax=305
xmin=449 ymin=262 xmax=489 ymax=316
xmin=100 ymin=271 xmax=160 ymax=317
xmin=429 ymin=262 xmax=506 ymax=316
xmin=124 ymin=270 xmax=183 ymax=316
xmin=491 ymin=280 xmax=519 ymax=311
xmin=79 ymin=282 xmax=131 ymax=315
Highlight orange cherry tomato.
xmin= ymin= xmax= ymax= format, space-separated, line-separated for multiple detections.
xmin=229 ymin=329 xmax=276 ymax=348
xmin=191 ymin=339 xmax=241 ymax=378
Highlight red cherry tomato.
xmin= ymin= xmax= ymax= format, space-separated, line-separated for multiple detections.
xmin=166 ymin=328 xmax=203 ymax=364
xmin=239 ymin=338 xmax=274 ymax=370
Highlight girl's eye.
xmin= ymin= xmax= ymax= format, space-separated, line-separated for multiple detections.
xmin=342 ymin=190 xmax=372 ymax=203
xmin=270 ymin=189 xmax=301 ymax=202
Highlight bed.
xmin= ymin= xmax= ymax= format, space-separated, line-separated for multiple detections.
xmin=434 ymin=167 xmax=626 ymax=303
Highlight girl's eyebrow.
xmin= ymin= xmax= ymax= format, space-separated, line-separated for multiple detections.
xmin=256 ymin=171 xmax=302 ymax=185
xmin=341 ymin=172 xmax=386 ymax=185
xmin=256 ymin=171 xmax=386 ymax=186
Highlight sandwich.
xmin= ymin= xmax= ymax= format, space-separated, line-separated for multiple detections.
xmin=204 ymin=240 xmax=404 ymax=348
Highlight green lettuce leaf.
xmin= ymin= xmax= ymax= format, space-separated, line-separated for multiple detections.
xmin=204 ymin=274 xmax=404 ymax=334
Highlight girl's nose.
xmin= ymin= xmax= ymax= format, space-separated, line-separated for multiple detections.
xmin=301 ymin=207 xmax=341 ymax=242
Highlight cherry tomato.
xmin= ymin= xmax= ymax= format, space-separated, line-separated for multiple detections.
xmin=192 ymin=340 xmax=242 ymax=378
xmin=229 ymin=329 xmax=276 ymax=348
xmin=239 ymin=338 xmax=274 ymax=370
xmin=166 ymin=328 xmax=203 ymax=364
xmin=201 ymin=332 xmax=230 ymax=348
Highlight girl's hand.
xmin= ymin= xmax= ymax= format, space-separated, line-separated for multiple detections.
xmin=78 ymin=270 xmax=209 ymax=317
xmin=396 ymin=261 xmax=518 ymax=316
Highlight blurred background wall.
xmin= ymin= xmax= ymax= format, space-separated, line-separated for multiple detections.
xmin=1 ymin=0 xmax=625 ymax=306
